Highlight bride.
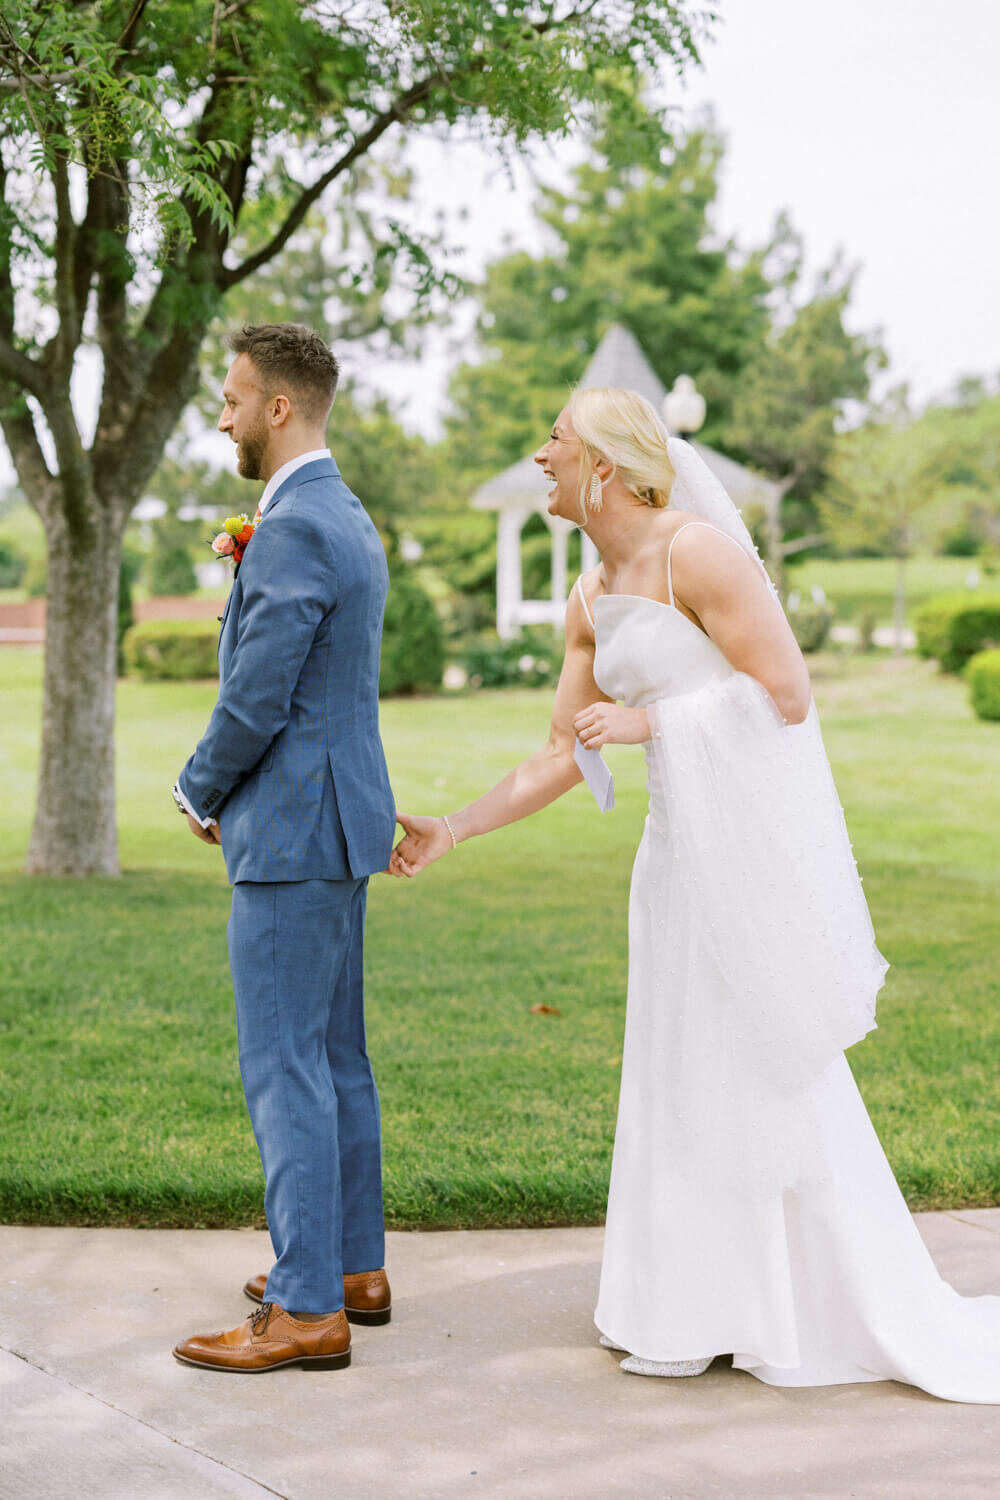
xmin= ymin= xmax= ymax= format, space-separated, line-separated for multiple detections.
xmin=389 ymin=387 xmax=1000 ymax=1403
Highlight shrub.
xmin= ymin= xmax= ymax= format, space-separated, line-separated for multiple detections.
xmin=786 ymin=600 xmax=834 ymax=653
xmin=461 ymin=628 xmax=559 ymax=689
xmin=914 ymin=593 xmax=1000 ymax=672
xmin=380 ymin=564 xmax=444 ymax=696
xmin=149 ymin=543 xmax=198 ymax=596
xmin=25 ymin=556 xmax=46 ymax=596
xmin=0 ymin=540 xmax=27 ymax=589
xmin=124 ymin=619 xmax=219 ymax=681
xmin=967 ymin=649 xmax=1000 ymax=722
xmin=116 ymin=550 xmax=143 ymax=676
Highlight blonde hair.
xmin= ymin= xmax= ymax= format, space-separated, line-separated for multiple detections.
xmin=569 ymin=386 xmax=676 ymax=511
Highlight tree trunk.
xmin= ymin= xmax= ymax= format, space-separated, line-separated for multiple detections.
xmin=25 ymin=510 xmax=123 ymax=876
xmin=893 ymin=554 xmax=907 ymax=658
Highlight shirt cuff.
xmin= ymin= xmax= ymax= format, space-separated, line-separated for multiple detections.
xmin=173 ymin=782 xmax=218 ymax=829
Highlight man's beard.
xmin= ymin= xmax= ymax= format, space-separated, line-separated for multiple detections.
xmin=236 ymin=416 xmax=269 ymax=480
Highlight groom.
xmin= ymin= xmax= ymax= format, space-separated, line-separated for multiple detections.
xmin=171 ymin=324 xmax=397 ymax=1372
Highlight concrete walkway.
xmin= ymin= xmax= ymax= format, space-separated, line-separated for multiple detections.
xmin=2 ymin=1214 xmax=999 ymax=1500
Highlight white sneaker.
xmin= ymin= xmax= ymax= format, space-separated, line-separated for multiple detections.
xmin=620 ymin=1355 xmax=713 ymax=1378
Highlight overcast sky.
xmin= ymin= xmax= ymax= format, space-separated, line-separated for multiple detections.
xmin=4 ymin=0 xmax=998 ymax=488
xmin=362 ymin=0 xmax=1000 ymax=436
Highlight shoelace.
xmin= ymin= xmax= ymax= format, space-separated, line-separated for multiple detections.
xmin=251 ymin=1301 xmax=273 ymax=1335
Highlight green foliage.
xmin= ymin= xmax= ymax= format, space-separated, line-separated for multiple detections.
xmin=124 ymin=619 xmax=219 ymax=682
xmin=0 ymin=540 xmax=26 ymax=589
xmin=727 ymin=234 xmax=885 ymax=510
xmin=379 ymin=563 xmax=445 ymax=696
xmin=786 ymin=600 xmax=834 ymax=653
xmin=116 ymin=549 xmax=141 ymax=677
xmin=913 ymin=595 xmax=1000 ymax=674
xmin=911 ymin=385 xmax=1000 ymax=554
xmin=821 ymin=394 xmax=947 ymax=561
xmin=915 ymin=595 xmax=969 ymax=662
xmin=462 ymin=629 xmax=559 ymax=689
xmin=967 ymin=649 xmax=1000 ymax=722
xmin=24 ymin=557 xmax=47 ymax=597
xmin=147 ymin=521 xmax=198 ymax=596
xmin=328 ymin=390 xmax=439 ymax=540
xmin=940 ymin=519 xmax=983 ymax=557
xmin=444 ymin=128 xmax=775 ymax=480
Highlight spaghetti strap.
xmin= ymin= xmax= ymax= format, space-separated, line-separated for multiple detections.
xmin=666 ymin=520 xmax=755 ymax=608
xmin=574 ymin=574 xmax=596 ymax=634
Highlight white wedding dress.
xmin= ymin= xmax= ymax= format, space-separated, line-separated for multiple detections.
xmin=582 ymin=528 xmax=1000 ymax=1404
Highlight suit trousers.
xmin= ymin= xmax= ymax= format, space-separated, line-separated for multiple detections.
xmin=228 ymin=877 xmax=385 ymax=1312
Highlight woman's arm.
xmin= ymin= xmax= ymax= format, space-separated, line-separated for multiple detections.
xmin=670 ymin=526 xmax=812 ymax=724
xmin=389 ymin=584 xmax=619 ymax=877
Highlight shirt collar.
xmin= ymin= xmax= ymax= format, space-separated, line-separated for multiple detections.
xmin=259 ymin=448 xmax=332 ymax=515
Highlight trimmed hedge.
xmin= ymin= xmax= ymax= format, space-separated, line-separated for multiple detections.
xmin=124 ymin=618 xmax=219 ymax=681
xmin=914 ymin=593 xmax=1000 ymax=673
xmin=967 ymin=649 xmax=1000 ymax=722
xmin=787 ymin=601 xmax=834 ymax=654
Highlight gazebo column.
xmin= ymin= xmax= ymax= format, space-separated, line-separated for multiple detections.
xmin=580 ymin=532 xmax=599 ymax=572
xmin=551 ymin=525 xmax=568 ymax=619
xmin=543 ymin=514 xmax=572 ymax=631
xmin=497 ymin=505 xmax=527 ymax=640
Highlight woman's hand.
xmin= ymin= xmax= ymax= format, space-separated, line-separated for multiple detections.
xmin=572 ymin=702 xmax=651 ymax=750
xmin=388 ymin=813 xmax=454 ymax=878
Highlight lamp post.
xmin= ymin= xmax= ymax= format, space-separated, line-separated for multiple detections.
xmin=663 ymin=374 xmax=706 ymax=441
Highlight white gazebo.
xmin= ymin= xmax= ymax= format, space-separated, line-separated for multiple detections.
xmin=471 ymin=324 xmax=783 ymax=638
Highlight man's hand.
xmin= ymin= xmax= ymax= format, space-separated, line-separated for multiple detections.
xmin=387 ymin=813 xmax=453 ymax=877
xmin=186 ymin=811 xmax=221 ymax=845
xmin=573 ymin=702 xmax=651 ymax=750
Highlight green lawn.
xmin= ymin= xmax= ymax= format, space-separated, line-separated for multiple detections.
xmin=790 ymin=554 xmax=987 ymax=624
xmin=1 ymin=647 xmax=998 ymax=1227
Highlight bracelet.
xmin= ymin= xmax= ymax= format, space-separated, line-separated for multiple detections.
xmin=442 ymin=814 xmax=457 ymax=851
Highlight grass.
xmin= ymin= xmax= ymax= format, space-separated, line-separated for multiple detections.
xmin=790 ymin=554 xmax=987 ymax=624
xmin=1 ymin=646 xmax=998 ymax=1227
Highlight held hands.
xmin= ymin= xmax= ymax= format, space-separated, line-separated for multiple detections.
xmin=573 ymin=702 xmax=651 ymax=751
xmin=388 ymin=812 xmax=453 ymax=878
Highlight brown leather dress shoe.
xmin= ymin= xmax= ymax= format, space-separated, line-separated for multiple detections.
xmin=173 ymin=1302 xmax=351 ymax=1372
xmin=243 ymin=1267 xmax=391 ymax=1326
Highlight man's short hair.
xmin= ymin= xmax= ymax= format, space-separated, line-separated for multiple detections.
xmin=227 ymin=324 xmax=340 ymax=423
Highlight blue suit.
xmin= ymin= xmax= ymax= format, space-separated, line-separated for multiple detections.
xmin=179 ymin=456 xmax=396 ymax=1311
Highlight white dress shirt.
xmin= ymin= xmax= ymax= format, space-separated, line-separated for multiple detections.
xmin=258 ymin=448 xmax=331 ymax=515
xmin=173 ymin=447 xmax=333 ymax=827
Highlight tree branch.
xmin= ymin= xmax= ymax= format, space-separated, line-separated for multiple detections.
xmin=51 ymin=146 xmax=79 ymax=368
xmin=0 ymin=405 xmax=57 ymax=518
xmin=780 ymin=532 xmax=827 ymax=558
xmin=0 ymin=336 xmax=48 ymax=400
xmin=222 ymin=66 xmax=475 ymax=290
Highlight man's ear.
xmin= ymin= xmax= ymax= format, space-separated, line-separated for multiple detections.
xmin=269 ymin=394 xmax=292 ymax=427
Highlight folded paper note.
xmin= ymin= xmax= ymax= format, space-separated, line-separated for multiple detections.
xmin=574 ymin=740 xmax=615 ymax=812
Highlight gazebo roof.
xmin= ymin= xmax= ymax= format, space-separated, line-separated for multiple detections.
xmin=471 ymin=323 xmax=782 ymax=513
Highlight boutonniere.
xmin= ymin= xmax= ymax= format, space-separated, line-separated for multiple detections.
xmin=209 ymin=513 xmax=258 ymax=566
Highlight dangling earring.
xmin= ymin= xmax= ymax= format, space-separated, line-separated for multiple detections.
xmin=588 ymin=471 xmax=604 ymax=512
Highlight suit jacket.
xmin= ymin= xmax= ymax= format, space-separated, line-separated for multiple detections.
xmin=178 ymin=456 xmax=396 ymax=883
